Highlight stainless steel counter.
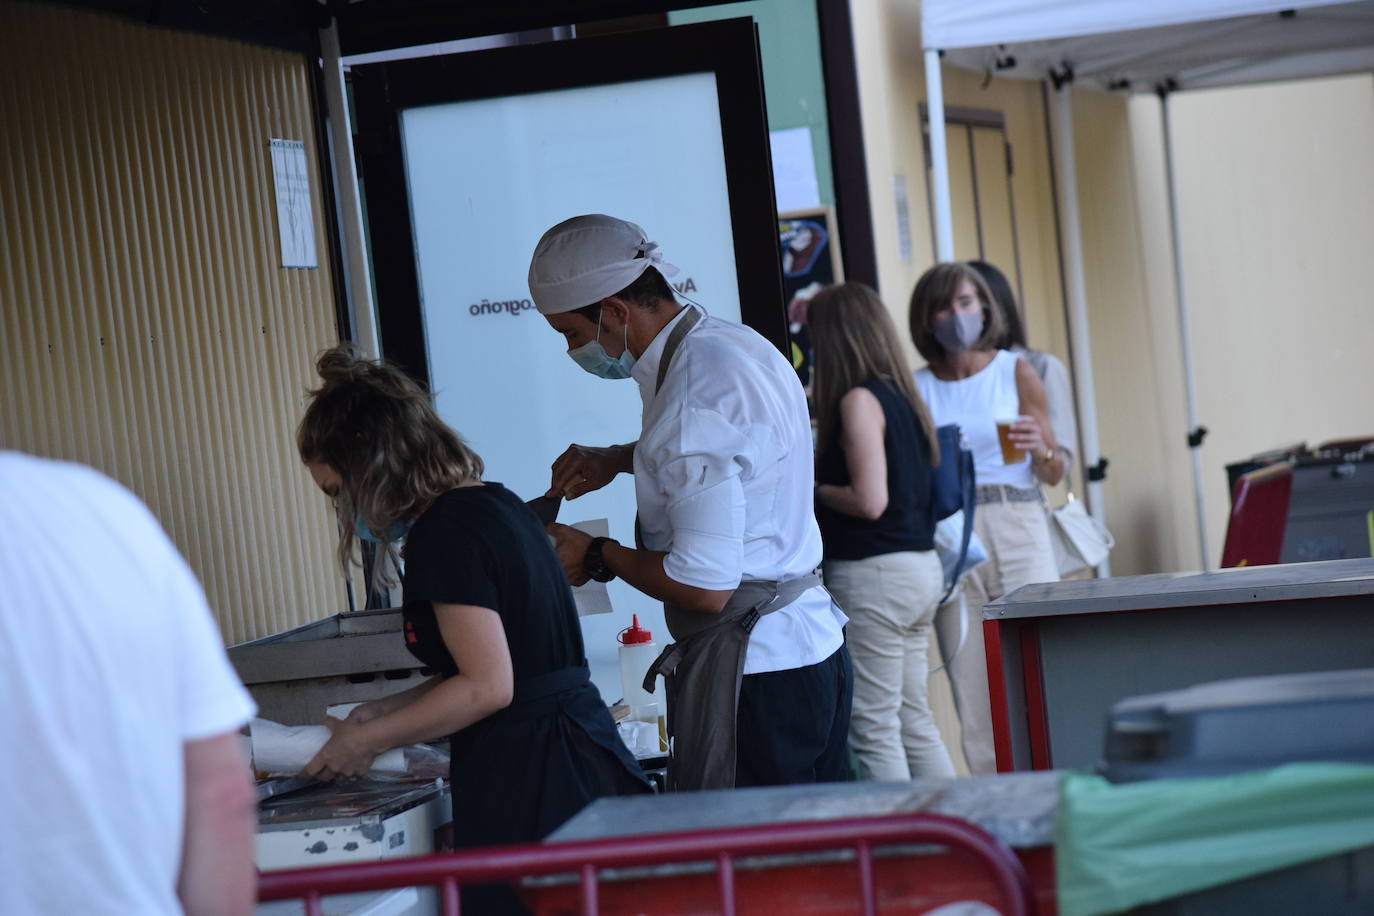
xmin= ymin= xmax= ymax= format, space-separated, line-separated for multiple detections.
xmin=229 ymin=608 xmax=429 ymax=725
xmin=983 ymin=556 xmax=1374 ymax=620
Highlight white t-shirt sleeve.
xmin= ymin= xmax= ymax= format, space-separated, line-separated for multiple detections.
xmin=163 ymin=547 xmax=256 ymax=741
xmin=654 ymin=406 xmax=751 ymax=591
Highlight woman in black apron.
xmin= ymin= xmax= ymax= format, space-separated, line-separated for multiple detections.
xmin=296 ymin=347 xmax=649 ymax=900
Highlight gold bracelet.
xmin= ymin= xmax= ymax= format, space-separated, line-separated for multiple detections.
xmin=1037 ymin=447 xmax=1055 ymax=464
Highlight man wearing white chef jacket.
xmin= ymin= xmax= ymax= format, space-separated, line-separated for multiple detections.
xmin=0 ymin=452 xmax=257 ymax=916
xmin=530 ymin=214 xmax=853 ymax=792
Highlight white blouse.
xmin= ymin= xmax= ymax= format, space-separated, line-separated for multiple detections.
xmin=916 ymin=349 xmax=1036 ymax=489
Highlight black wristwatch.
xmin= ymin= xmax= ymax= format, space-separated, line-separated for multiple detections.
xmin=583 ymin=536 xmax=618 ymax=583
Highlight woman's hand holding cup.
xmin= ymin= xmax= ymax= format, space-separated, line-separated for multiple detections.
xmin=997 ymin=415 xmax=1044 ymax=465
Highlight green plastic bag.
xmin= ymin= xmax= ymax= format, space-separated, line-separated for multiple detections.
xmin=1055 ymin=763 xmax=1374 ymax=916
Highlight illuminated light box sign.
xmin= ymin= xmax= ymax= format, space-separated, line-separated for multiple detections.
xmin=398 ymin=72 xmax=742 ymax=698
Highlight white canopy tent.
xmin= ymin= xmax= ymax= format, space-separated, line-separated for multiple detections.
xmin=921 ymin=0 xmax=1374 ymax=572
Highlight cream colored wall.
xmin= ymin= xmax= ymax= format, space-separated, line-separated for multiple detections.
xmin=0 ymin=1 xmax=349 ymax=644
xmin=1085 ymin=74 xmax=1374 ymax=575
xmin=1067 ymin=86 xmax=1201 ymax=576
xmin=1128 ymin=75 xmax=1374 ymax=569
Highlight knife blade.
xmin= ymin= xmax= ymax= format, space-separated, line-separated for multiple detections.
xmin=526 ymin=494 xmax=562 ymax=526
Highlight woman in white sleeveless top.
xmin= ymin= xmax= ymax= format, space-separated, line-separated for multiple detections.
xmin=970 ymin=259 xmax=1079 ymax=471
xmin=909 ymin=263 xmax=1063 ymax=774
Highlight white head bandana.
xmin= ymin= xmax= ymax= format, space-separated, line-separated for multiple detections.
xmin=528 ymin=214 xmax=681 ymax=316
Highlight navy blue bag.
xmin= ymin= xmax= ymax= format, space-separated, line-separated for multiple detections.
xmin=931 ymin=424 xmax=973 ymax=521
xmin=932 ymin=424 xmax=977 ymax=603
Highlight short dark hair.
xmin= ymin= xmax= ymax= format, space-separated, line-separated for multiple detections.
xmin=968 ymin=260 xmax=1027 ymax=350
xmin=908 ymin=262 xmax=1005 ymax=366
xmin=570 ymin=264 xmax=675 ymax=323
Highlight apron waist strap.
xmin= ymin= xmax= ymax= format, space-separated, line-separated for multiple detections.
xmin=643 ymin=570 xmax=823 ymax=692
xmin=734 ymin=571 xmax=823 ymax=634
xmin=484 ymin=665 xmax=591 ymax=725
xmin=513 ymin=664 xmax=590 ymax=703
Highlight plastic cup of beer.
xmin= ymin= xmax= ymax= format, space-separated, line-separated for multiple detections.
xmin=996 ymin=417 xmax=1029 ymax=465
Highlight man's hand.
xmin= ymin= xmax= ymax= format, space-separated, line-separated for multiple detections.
xmin=302 ymin=716 xmax=380 ymax=782
xmin=547 ymin=522 xmax=594 ymax=586
xmin=548 ymin=444 xmax=631 ymax=499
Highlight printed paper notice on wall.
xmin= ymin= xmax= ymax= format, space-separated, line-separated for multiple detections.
xmin=769 ymin=126 xmax=821 ymax=214
xmin=269 ymin=139 xmax=317 ymax=269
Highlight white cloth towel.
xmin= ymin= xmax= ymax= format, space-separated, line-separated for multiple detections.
xmin=250 ymin=717 xmax=407 ymax=777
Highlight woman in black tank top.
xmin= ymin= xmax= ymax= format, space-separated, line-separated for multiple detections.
xmin=810 ymin=284 xmax=956 ymax=781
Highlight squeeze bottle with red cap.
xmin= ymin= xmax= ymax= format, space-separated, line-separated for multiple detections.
xmin=616 ymin=614 xmax=658 ymax=714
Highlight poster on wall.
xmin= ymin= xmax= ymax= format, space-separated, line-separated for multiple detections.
xmin=779 ymin=206 xmax=843 ymax=388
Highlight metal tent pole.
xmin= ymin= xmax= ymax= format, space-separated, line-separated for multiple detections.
xmin=924 ymin=48 xmax=955 ymax=262
xmin=319 ymin=21 xmax=381 ymax=359
xmin=1159 ymin=88 xmax=1211 ymax=570
xmin=1052 ymin=79 xmax=1111 ymax=577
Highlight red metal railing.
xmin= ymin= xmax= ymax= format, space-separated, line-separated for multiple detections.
xmin=259 ymin=811 xmax=1035 ymax=916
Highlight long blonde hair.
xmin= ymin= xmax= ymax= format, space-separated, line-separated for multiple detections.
xmin=297 ymin=345 xmax=483 ymax=587
xmin=808 ymin=282 xmax=940 ymax=464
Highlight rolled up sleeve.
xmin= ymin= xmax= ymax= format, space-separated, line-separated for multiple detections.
xmin=654 ymin=407 xmax=753 ymax=591
xmin=662 ymin=475 xmax=746 ymax=590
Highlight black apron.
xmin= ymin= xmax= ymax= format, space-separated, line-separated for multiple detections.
xmin=449 ymin=664 xmax=649 ymax=849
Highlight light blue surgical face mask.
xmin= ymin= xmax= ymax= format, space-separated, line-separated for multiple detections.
xmin=567 ymin=308 xmax=635 ymax=380
xmin=355 ymin=512 xmax=410 ymax=544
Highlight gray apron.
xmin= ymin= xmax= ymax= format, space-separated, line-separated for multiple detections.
xmin=634 ymin=304 xmax=823 ymax=791
xmin=644 ymin=572 xmax=822 ymax=791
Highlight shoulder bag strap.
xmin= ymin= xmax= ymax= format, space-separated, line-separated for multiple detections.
xmin=940 ymin=441 xmax=977 ymax=606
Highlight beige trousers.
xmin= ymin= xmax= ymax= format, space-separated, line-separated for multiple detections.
xmin=935 ymin=496 xmax=1059 ymax=774
xmin=825 ymin=549 xmax=956 ymax=781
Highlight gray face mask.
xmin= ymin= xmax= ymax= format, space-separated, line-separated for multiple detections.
xmin=933 ymin=311 xmax=984 ymax=353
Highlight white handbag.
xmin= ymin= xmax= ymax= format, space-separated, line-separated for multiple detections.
xmin=1049 ymin=492 xmax=1114 ymax=576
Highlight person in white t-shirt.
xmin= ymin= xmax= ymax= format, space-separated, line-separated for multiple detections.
xmin=909 ymin=263 xmax=1063 ymax=775
xmin=0 ymin=452 xmax=258 ymax=916
xmin=527 ymin=214 xmax=852 ymax=792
